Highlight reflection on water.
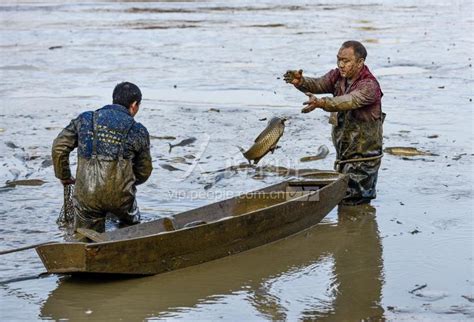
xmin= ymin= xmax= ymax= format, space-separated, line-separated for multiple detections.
xmin=40 ymin=205 xmax=384 ymax=321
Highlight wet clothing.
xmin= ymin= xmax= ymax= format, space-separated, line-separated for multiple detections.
xmin=296 ymin=66 xmax=383 ymax=203
xmin=52 ymin=104 xmax=153 ymax=232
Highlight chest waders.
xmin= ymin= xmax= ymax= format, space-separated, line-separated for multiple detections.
xmin=73 ymin=112 xmax=138 ymax=232
xmin=332 ymin=83 xmax=384 ymax=204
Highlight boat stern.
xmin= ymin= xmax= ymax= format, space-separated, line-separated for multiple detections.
xmin=36 ymin=243 xmax=87 ymax=274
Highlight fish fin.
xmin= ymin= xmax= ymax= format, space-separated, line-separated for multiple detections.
xmin=168 ymin=143 xmax=173 ymax=153
xmin=236 ymin=145 xmax=246 ymax=154
xmin=271 ymin=145 xmax=281 ymax=154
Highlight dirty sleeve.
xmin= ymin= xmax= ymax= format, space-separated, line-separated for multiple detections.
xmin=52 ymin=118 xmax=79 ymax=180
xmin=318 ymin=79 xmax=380 ymax=112
xmin=295 ymin=69 xmax=338 ymax=94
xmin=133 ymin=126 xmax=153 ymax=185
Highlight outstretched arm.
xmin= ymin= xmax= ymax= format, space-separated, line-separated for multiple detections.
xmin=301 ymin=79 xmax=380 ymax=114
xmin=283 ymin=69 xmax=337 ymax=94
xmin=317 ymin=79 xmax=380 ymax=112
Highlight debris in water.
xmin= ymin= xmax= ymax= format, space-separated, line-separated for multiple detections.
xmin=452 ymin=153 xmax=467 ymax=161
xmin=364 ymin=38 xmax=379 ymax=43
xmin=401 ymin=157 xmax=435 ymax=162
xmin=203 ymin=171 xmax=235 ymax=190
xmin=462 ymin=295 xmax=474 ymax=303
xmin=413 ymin=289 xmax=448 ymax=301
xmin=409 ymin=284 xmax=428 ymax=294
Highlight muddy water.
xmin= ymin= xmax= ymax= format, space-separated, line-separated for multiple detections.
xmin=0 ymin=0 xmax=473 ymax=321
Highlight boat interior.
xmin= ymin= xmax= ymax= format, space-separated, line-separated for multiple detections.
xmin=79 ymin=172 xmax=342 ymax=243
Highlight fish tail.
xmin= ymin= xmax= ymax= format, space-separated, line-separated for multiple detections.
xmin=168 ymin=143 xmax=173 ymax=153
xmin=236 ymin=145 xmax=252 ymax=163
xmin=236 ymin=145 xmax=246 ymax=154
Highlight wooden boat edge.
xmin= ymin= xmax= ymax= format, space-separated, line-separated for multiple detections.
xmin=36 ymin=174 xmax=348 ymax=274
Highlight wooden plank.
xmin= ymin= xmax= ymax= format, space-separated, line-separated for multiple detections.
xmin=76 ymin=228 xmax=108 ymax=242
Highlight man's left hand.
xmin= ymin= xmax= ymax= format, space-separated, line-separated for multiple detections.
xmin=301 ymin=92 xmax=320 ymax=113
xmin=61 ymin=177 xmax=76 ymax=186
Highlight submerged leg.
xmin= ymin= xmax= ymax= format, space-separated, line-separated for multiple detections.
xmin=113 ymin=199 xmax=141 ymax=226
xmin=339 ymin=159 xmax=381 ymax=205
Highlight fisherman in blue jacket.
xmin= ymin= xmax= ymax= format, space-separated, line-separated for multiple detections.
xmin=52 ymin=82 xmax=153 ymax=232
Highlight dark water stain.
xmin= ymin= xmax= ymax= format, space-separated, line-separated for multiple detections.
xmin=246 ymin=24 xmax=287 ymax=28
xmin=126 ymin=7 xmax=195 ymax=14
xmin=127 ymin=23 xmax=199 ymax=30
xmin=0 ymin=65 xmax=40 ymax=71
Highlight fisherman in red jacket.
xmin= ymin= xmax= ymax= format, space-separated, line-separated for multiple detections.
xmin=284 ymin=40 xmax=384 ymax=205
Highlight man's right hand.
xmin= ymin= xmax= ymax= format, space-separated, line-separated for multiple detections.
xmin=61 ymin=177 xmax=76 ymax=186
xmin=283 ymin=69 xmax=303 ymax=86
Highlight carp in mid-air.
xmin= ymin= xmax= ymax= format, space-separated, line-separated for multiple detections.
xmin=239 ymin=117 xmax=286 ymax=165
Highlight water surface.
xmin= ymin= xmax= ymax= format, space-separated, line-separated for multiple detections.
xmin=0 ymin=0 xmax=473 ymax=320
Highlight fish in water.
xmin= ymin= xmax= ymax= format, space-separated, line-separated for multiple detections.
xmin=169 ymin=156 xmax=191 ymax=164
xmin=239 ymin=117 xmax=286 ymax=164
xmin=300 ymin=145 xmax=330 ymax=162
xmin=168 ymin=137 xmax=197 ymax=153
xmin=384 ymin=146 xmax=437 ymax=157
xmin=160 ymin=163 xmax=184 ymax=171
xmin=151 ymin=135 xmax=176 ymax=140
xmin=5 ymin=141 xmax=20 ymax=149
xmin=5 ymin=179 xmax=47 ymax=187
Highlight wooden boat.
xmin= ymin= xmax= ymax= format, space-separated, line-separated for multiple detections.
xmin=36 ymin=171 xmax=348 ymax=275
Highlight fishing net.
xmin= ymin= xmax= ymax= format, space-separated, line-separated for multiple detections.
xmin=57 ymin=184 xmax=75 ymax=228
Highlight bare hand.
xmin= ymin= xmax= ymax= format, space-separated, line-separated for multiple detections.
xmin=301 ymin=92 xmax=319 ymax=113
xmin=61 ymin=177 xmax=75 ymax=186
xmin=283 ymin=69 xmax=303 ymax=86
